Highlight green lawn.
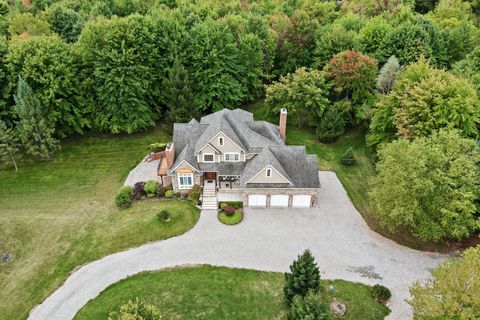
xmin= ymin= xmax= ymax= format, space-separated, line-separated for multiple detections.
xmin=218 ymin=211 xmax=243 ymax=225
xmin=0 ymin=124 xmax=200 ymax=320
xmin=246 ymin=101 xmax=446 ymax=251
xmin=75 ymin=266 xmax=390 ymax=320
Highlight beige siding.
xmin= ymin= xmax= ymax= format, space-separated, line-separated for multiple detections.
xmin=210 ymin=133 xmax=243 ymax=155
xmin=198 ymin=144 xmax=218 ymax=163
xmin=171 ymin=162 xmax=200 ymax=192
xmin=247 ymin=166 xmax=290 ymax=184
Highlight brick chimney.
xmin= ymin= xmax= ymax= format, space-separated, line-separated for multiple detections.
xmin=165 ymin=142 xmax=175 ymax=167
xmin=279 ymin=108 xmax=287 ymax=142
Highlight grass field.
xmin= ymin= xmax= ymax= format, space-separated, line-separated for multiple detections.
xmin=74 ymin=266 xmax=390 ymax=320
xmin=0 ymin=124 xmax=200 ymax=320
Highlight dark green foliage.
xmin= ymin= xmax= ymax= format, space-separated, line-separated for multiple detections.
xmin=157 ymin=210 xmax=171 ymax=222
xmin=47 ymin=5 xmax=83 ymax=42
xmin=144 ymin=180 xmax=159 ymax=198
xmin=340 ymin=147 xmax=356 ymax=166
xmin=0 ymin=1 xmax=8 ymax=16
xmin=187 ymin=192 xmax=200 ymax=205
xmin=415 ymin=0 xmax=439 ymax=13
xmin=13 ymin=77 xmax=60 ymax=160
xmin=284 ymin=250 xmax=321 ymax=305
xmin=372 ymin=284 xmax=391 ymax=303
xmin=115 ymin=186 xmax=132 ymax=209
xmin=163 ymin=58 xmax=198 ymax=123
xmin=218 ymin=201 xmax=243 ymax=209
xmin=454 ymin=46 xmax=480 ymax=94
xmin=315 ymin=108 xmax=345 ymax=143
xmin=0 ymin=120 xmax=20 ymax=171
xmin=287 ymin=290 xmax=331 ymax=320
xmin=148 ymin=143 xmax=166 ymax=153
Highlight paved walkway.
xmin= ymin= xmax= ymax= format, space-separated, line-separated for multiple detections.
xmin=123 ymin=158 xmax=162 ymax=186
xmin=29 ymin=172 xmax=447 ymax=320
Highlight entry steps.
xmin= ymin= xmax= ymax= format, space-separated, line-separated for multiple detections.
xmin=202 ymin=187 xmax=218 ymax=210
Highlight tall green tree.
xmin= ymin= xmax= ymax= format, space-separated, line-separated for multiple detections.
xmin=46 ymin=5 xmax=83 ymax=42
xmin=0 ymin=120 xmax=21 ymax=171
xmin=6 ymin=35 xmax=86 ymax=136
xmin=14 ymin=77 xmax=60 ymax=160
xmin=265 ymin=67 xmax=330 ymax=128
xmin=370 ymin=130 xmax=480 ymax=242
xmin=453 ymin=46 xmax=480 ymax=94
xmin=368 ymin=58 xmax=480 ymax=147
xmin=188 ymin=20 xmax=244 ymax=112
xmin=284 ymin=250 xmax=322 ymax=305
xmin=409 ymin=247 xmax=480 ymax=320
xmin=163 ymin=59 xmax=198 ymax=123
xmin=287 ymin=290 xmax=331 ymax=320
xmin=77 ymin=15 xmax=160 ymax=133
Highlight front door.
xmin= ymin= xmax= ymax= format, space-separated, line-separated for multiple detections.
xmin=203 ymin=172 xmax=216 ymax=189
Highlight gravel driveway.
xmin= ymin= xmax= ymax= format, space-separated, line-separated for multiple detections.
xmin=29 ymin=171 xmax=446 ymax=320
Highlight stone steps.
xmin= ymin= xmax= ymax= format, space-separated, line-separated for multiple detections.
xmin=202 ymin=195 xmax=218 ymax=210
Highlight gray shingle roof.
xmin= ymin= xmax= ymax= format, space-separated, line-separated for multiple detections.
xmin=171 ymin=109 xmax=320 ymax=189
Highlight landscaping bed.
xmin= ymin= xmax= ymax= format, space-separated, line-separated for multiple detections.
xmin=218 ymin=201 xmax=243 ymax=225
xmin=74 ymin=266 xmax=390 ymax=320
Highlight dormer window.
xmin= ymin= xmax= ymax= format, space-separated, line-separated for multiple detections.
xmin=266 ymin=168 xmax=272 ymax=177
xmin=203 ymin=153 xmax=214 ymax=162
xmin=219 ymin=137 xmax=224 ymax=146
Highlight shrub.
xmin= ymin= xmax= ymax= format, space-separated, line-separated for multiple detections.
xmin=108 ymin=298 xmax=161 ymax=320
xmin=219 ymin=201 xmax=243 ymax=209
xmin=287 ymin=290 xmax=331 ymax=320
xmin=115 ymin=186 xmax=132 ymax=209
xmin=190 ymin=184 xmax=201 ymax=194
xmin=224 ymin=205 xmax=235 ymax=216
xmin=340 ymin=147 xmax=356 ymax=166
xmin=372 ymin=284 xmax=391 ymax=304
xmin=148 ymin=142 xmax=166 ymax=153
xmin=316 ymin=108 xmax=345 ymax=143
xmin=220 ymin=202 xmax=229 ymax=210
xmin=157 ymin=186 xmax=166 ymax=197
xmin=188 ymin=192 xmax=200 ymax=205
xmin=144 ymin=180 xmax=159 ymax=198
xmin=132 ymin=181 xmax=146 ymax=199
xmin=157 ymin=210 xmax=171 ymax=222
xmin=174 ymin=192 xmax=181 ymax=198
xmin=284 ymin=250 xmax=321 ymax=305
xmin=165 ymin=190 xmax=174 ymax=198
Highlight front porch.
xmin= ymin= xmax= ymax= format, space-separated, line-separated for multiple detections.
xmin=202 ymin=172 xmax=243 ymax=205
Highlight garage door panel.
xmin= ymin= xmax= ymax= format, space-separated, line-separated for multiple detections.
xmin=270 ymin=195 xmax=289 ymax=207
xmin=248 ymin=195 xmax=266 ymax=207
xmin=292 ymin=195 xmax=311 ymax=208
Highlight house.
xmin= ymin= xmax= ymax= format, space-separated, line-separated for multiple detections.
xmin=156 ymin=108 xmax=320 ymax=209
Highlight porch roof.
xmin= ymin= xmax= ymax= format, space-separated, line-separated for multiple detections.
xmin=198 ymin=162 xmax=246 ymax=176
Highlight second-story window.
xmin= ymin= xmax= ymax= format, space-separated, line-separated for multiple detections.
xmin=224 ymin=153 xmax=240 ymax=162
xmin=219 ymin=137 xmax=224 ymax=146
xmin=203 ymin=154 xmax=214 ymax=162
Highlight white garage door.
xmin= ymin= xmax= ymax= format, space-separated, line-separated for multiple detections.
xmin=292 ymin=195 xmax=312 ymax=208
xmin=270 ymin=195 xmax=289 ymax=207
xmin=248 ymin=195 xmax=267 ymax=207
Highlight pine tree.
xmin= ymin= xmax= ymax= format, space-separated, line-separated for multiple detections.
xmin=0 ymin=121 xmax=21 ymax=171
xmin=340 ymin=147 xmax=356 ymax=166
xmin=14 ymin=77 xmax=60 ymax=160
xmin=315 ymin=108 xmax=345 ymax=143
xmin=163 ymin=58 xmax=198 ymax=123
xmin=284 ymin=250 xmax=321 ymax=305
xmin=287 ymin=290 xmax=331 ymax=320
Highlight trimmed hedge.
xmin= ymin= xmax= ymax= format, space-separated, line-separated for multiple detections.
xmin=144 ymin=180 xmax=159 ymax=197
xmin=218 ymin=201 xmax=243 ymax=209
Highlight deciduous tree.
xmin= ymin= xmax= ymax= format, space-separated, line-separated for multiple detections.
xmin=370 ymin=130 xmax=480 ymax=242
xmin=0 ymin=121 xmax=21 ymax=171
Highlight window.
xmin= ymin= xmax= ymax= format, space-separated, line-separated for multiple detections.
xmin=203 ymin=153 xmax=214 ymax=162
xmin=266 ymin=168 xmax=272 ymax=177
xmin=218 ymin=137 xmax=224 ymax=146
xmin=178 ymin=173 xmax=193 ymax=189
xmin=224 ymin=153 xmax=240 ymax=162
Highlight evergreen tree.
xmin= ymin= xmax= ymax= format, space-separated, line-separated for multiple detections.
xmin=163 ymin=59 xmax=198 ymax=123
xmin=287 ymin=290 xmax=331 ymax=320
xmin=315 ymin=108 xmax=345 ymax=143
xmin=340 ymin=147 xmax=356 ymax=166
xmin=0 ymin=120 xmax=21 ymax=171
xmin=284 ymin=250 xmax=322 ymax=305
xmin=14 ymin=77 xmax=59 ymax=160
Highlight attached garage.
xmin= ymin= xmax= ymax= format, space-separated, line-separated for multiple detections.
xmin=248 ymin=194 xmax=267 ymax=207
xmin=270 ymin=195 xmax=289 ymax=207
xmin=292 ymin=195 xmax=312 ymax=208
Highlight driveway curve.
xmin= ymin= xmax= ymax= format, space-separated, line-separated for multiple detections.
xmin=29 ymin=171 xmax=446 ymax=320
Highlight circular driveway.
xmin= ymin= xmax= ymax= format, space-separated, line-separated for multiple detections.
xmin=29 ymin=171 xmax=446 ymax=320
